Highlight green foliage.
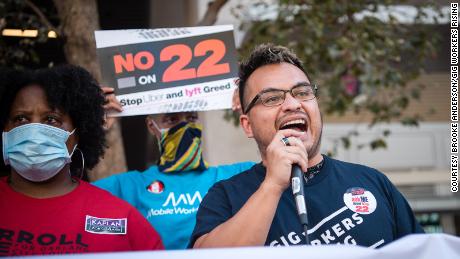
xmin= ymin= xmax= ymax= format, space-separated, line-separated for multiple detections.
xmin=369 ymin=138 xmax=387 ymax=150
xmin=228 ymin=0 xmax=443 ymax=153
xmin=0 ymin=0 xmax=58 ymax=69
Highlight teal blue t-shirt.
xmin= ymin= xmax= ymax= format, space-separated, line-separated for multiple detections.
xmin=93 ymin=162 xmax=255 ymax=250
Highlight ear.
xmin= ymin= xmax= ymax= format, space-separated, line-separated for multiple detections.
xmin=239 ymin=114 xmax=254 ymax=138
xmin=145 ymin=116 xmax=161 ymax=139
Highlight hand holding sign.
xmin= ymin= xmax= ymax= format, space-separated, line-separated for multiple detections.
xmin=101 ymin=86 xmax=123 ymax=130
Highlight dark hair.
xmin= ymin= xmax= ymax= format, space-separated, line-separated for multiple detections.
xmin=0 ymin=65 xmax=106 ymax=179
xmin=238 ymin=43 xmax=310 ymax=113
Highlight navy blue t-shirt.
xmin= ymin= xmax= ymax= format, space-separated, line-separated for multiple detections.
xmin=190 ymin=155 xmax=423 ymax=248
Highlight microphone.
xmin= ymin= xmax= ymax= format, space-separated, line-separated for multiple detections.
xmin=291 ymin=164 xmax=310 ymax=245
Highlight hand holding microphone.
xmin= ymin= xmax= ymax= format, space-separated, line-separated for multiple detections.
xmin=281 ymin=135 xmax=310 ymax=245
xmin=264 ymin=130 xmax=309 ymax=193
xmin=264 ymin=130 xmax=310 ymax=244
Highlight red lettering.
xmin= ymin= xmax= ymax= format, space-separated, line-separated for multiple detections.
xmin=133 ymin=51 xmax=154 ymax=70
xmin=113 ymin=52 xmax=155 ymax=74
xmin=356 ymin=205 xmax=369 ymax=212
xmin=195 ymin=39 xmax=230 ymax=77
xmin=113 ymin=53 xmax=135 ymax=74
xmin=161 ymin=44 xmax=196 ymax=82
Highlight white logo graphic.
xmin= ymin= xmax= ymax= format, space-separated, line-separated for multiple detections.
xmin=162 ymin=191 xmax=202 ymax=207
xmin=343 ymin=187 xmax=377 ymax=215
xmin=147 ymin=191 xmax=203 ymax=218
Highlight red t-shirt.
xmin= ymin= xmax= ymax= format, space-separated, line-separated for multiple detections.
xmin=0 ymin=177 xmax=163 ymax=256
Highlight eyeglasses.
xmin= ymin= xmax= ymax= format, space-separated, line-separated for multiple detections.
xmin=243 ymin=83 xmax=318 ymax=114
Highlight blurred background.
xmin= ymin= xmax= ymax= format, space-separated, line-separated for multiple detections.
xmin=0 ymin=0 xmax=457 ymax=235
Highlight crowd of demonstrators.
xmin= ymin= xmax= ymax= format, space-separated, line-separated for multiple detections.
xmin=94 ymin=110 xmax=254 ymax=249
xmin=0 ymin=65 xmax=163 ymax=256
xmin=0 ymin=43 xmax=424 ymax=256
xmin=189 ymin=44 xmax=424 ymax=248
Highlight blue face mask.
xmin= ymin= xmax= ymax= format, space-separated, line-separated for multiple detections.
xmin=2 ymin=123 xmax=77 ymax=182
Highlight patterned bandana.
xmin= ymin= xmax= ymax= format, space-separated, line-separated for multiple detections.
xmin=158 ymin=121 xmax=208 ymax=173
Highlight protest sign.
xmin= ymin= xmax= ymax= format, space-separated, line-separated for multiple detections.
xmin=95 ymin=25 xmax=238 ymax=116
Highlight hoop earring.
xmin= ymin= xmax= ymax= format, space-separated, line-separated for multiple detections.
xmin=74 ymin=147 xmax=85 ymax=180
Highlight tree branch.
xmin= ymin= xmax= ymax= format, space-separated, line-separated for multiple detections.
xmin=197 ymin=0 xmax=229 ymax=26
xmin=25 ymin=0 xmax=60 ymax=34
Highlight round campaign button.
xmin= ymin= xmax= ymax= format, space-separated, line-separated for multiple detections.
xmin=147 ymin=180 xmax=165 ymax=194
xmin=343 ymin=187 xmax=377 ymax=215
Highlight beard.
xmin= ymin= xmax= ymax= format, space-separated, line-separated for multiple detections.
xmin=306 ymin=127 xmax=322 ymax=159
xmin=306 ymin=112 xmax=323 ymax=160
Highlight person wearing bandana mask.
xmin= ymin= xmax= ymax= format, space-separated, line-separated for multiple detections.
xmin=0 ymin=66 xmax=163 ymax=256
xmin=94 ymin=111 xmax=255 ymax=250
xmin=152 ymin=112 xmax=208 ymax=173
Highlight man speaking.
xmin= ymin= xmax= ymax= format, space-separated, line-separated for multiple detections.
xmin=189 ymin=44 xmax=423 ymax=248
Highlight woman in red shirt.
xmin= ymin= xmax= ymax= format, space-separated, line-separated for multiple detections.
xmin=0 ymin=65 xmax=163 ymax=256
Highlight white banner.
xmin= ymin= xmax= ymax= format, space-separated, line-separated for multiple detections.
xmin=9 ymin=234 xmax=460 ymax=259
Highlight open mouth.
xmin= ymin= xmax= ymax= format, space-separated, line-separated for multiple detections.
xmin=279 ymin=119 xmax=308 ymax=132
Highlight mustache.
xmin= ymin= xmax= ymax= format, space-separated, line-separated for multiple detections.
xmin=275 ymin=111 xmax=309 ymax=129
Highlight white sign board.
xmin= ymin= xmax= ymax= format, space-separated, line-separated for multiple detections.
xmin=95 ymin=25 xmax=238 ymax=116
